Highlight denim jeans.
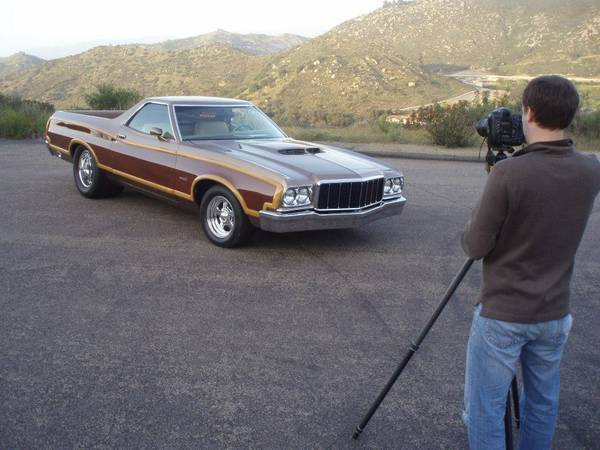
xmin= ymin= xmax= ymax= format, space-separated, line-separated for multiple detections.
xmin=463 ymin=304 xmax=573 ymax=450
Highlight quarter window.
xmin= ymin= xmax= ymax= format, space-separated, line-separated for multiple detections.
xmin=127 ymin=103 xmax=175 ymax=139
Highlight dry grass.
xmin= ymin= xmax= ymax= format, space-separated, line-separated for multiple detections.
xmin=283 ymin=124 xmax=431 ymax=145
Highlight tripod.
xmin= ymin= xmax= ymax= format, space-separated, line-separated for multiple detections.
xmin=352 ymin=258 xmax=521 ymax=449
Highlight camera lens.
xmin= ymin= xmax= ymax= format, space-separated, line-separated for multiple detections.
xmin=475 ymin=118 xmax=489 ymax=138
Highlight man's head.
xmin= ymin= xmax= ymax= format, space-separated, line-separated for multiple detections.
xmin=521 ymin=75 xmax=580 ymax=143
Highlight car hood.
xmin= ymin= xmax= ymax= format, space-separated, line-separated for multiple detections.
xmin=184 ymin=138 xmax=400 ymax=185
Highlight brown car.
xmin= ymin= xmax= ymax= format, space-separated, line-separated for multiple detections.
xmin=45 ymin=96 xmax=406 ymax=247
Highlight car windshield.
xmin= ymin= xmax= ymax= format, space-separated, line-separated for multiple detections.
xmin=174 ymin=105 xmax=286 ymax=141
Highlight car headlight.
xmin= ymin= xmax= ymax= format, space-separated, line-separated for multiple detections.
xmin=384 ymin=176 xmax=403 ymax=195
xmin=296 ymin=187 xmax=310 ymax=204
xmin=283 ymin=188 xmax=296 ymax=206
xmin=282 ymin=186 xmax=313 ymax=207
xmin=384 ymin=178 xmax=393 ymax=194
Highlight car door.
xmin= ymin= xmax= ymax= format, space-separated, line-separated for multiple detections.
xmin=110 ymin=102 xmax=179 ymax=193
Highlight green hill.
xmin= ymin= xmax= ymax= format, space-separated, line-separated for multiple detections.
xmin=1 ymin=0 xmax=599 ymax=124
xmin=0 ymin=52 xmax=45 ymax=80
xmin=242 ymin=0 xmax=600 ymax=122
xmin=0 ymin=44 xmax=266 ymax=108
xmin=354 ymin=0 xmax=600 ymax=76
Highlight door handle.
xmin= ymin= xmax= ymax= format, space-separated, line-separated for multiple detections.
xmin=117 ymin=134 xmax=126 ymax=139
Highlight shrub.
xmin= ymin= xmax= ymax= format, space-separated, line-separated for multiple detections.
xmin=374 ymin=115 xmax=405 ymax=142
xmin=0 ymin=108 xmax=31 ymax=138
xmin=0 ymin=95 xmax=54 ymax=138
xmin=325 ymin=112 xmax=355 ymax=127
xmin=419 ymin=102 xmax=478 ymax=147
xmin=404 ymin=94 xmax=523 ymax=147
xmin=84 ymin=84 xmax=142 ymax=110
xmin=572 ymin=110 xmax=600 ymax=139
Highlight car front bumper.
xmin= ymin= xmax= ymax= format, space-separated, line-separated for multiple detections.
xmin=258 ymin=196 xmax=406 ymax=233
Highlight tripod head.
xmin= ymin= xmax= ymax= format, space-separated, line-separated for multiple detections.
xmin=485 ymin=144 xmax=515 ymax=173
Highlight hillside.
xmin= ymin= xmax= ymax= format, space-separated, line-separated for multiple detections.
xmin=0 ymin=45 xmax=265 ymax=108
xmin=142 ymin=29 xmax=307 ymax=55
xmin=243 ymin=0 xmax=600 ymax=122
xmin=2 ymin=0 xmax=599 ymax=123
xmin=0 ymin=52 xmax=45 ymax=80
xmin=344 ymin=0 xmax=600 ymax=76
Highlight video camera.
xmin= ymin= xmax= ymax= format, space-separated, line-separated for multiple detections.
xmin=475 ymin=107 xmax=525 ymax=169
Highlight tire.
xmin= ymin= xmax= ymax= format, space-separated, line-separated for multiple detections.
xmin=199 ymin=185 xmax=252 ymax=247
xmin=73 ymin=146 xmax=123 ymax=198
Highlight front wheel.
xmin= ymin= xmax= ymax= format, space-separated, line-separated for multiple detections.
xmin=200 ymin=185 xmax=252 ymax=247
xmin=73 ymin=146 xmax=123 ymax=198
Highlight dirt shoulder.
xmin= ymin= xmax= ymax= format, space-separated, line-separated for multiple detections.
xmin=320 ymin=141 xmax=484 ymax=162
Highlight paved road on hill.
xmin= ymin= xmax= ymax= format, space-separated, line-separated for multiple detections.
xmin=1 ymin=140 xmax=599 ymax=449
xmin=394 ymin=88 xmax=482 ymax=112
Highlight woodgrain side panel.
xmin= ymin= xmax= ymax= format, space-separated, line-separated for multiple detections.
xmin=46 ymin=131 xmax=71 ymax=150
xmin=45 ymin=116 xmax=283 ymax=213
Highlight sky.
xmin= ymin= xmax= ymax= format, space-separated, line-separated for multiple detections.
xmin=1 ymin=0 xmax=384 ymax=59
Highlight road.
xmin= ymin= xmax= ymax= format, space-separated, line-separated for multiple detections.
xmin=449 ymin=70 xmax=600 ymax=85
xmin=394 ymin=89 xmax=483 ymax=113
xmin=1 ymin=140 xmax=599 ymax=449
xmin=394 ymin=70 xmax=600 ymax=114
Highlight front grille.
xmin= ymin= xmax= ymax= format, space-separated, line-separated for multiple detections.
xmin=317 ymin=178 xmax=384 ymax=210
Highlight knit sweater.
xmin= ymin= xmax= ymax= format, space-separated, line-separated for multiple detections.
xmin=462 ymin=139 xmax=600 ymax=323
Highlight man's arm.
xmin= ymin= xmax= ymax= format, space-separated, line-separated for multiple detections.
xmin=462 ymin=166 xmax=509 ymax=260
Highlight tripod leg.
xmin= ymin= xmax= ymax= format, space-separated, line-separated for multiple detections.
xmin=504 ymin=391 xmax=514 ymax=450
xmin=511 ymin=377 xmax=520 ymax=429
xmin=352 ymin=258 xmax=475 ymax=439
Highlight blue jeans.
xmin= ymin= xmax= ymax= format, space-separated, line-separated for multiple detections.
xmin=463 ymin=305 xmax=573 ymax=450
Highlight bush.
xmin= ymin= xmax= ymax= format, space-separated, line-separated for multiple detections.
xmin=375 ymin=115 xmax=405 ymax=142
xmin=0 ymin=95 xmax=54 ymax=138
xmin=405 ymin=94 xmax=523 ymax=147
xmin=572 ymin=110 xmax=600 ymax=139
xmin=84 ymin=84 xmax=142 ymax=110
xmin=0 ymin=108 xmax=31 ymax=138
xmin=324 ymin=112 xmax=355 ymax=127
xmin=419 ymin=102 xmax=478 ymax=147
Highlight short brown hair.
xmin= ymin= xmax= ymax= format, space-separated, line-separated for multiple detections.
xmin=522 ymin=75 xmax=580 ymax=130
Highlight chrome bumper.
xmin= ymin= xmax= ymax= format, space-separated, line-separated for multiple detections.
xmin=259 ymin=196 xmax=406 ymax=233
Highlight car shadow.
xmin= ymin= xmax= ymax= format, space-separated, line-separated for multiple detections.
xmin=112 ymin=187 xmax=404 ymax=251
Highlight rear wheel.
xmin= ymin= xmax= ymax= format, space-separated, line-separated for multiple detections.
xmin=200 ymin=185 xmax=252 ymax=247
xmin=73 ymin=146 xmax=123 ymax=198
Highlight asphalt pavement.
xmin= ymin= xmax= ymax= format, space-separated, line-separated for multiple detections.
xmin=1 ymin=140 xmax=599 ymax=449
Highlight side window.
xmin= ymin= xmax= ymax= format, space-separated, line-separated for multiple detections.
xmin=127 ymin=103 xmax=174 ymax=138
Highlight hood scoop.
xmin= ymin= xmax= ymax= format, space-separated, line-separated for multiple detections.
xmin=278 ymin=147 xmax=322 ymax=155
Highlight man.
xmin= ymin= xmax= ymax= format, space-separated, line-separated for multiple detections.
xmin=461 ymin=75 xmax=600 ymax=450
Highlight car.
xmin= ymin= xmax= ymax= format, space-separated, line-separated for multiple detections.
xmin=45 ymin=96 xmax=406 ymax=247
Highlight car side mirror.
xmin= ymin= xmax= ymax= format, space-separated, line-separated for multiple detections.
xmin=149 ymin=127 xmax=163 ymax=138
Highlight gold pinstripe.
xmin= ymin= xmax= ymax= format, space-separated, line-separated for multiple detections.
xmin=48 ymin=137 xmax=282 ymax=213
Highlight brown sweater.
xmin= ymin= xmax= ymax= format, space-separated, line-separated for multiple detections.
xmin=462 ymin=139 xmax=600 ymax=323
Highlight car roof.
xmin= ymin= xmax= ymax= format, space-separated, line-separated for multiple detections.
xmin=146 ymin=96 xmax=253 ymax=106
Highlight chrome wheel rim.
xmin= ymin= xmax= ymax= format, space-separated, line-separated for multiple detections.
xmin=206 ymin=196 xmax=235 ymax=239
xmin=78 ymin=150 xmax=94 ymax=188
